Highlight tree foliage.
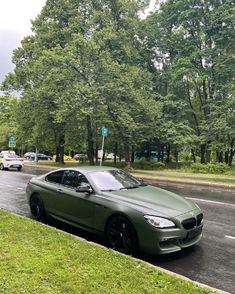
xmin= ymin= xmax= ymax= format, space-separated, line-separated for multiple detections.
xmin=1 ymin=0 xmax=234 ymax=166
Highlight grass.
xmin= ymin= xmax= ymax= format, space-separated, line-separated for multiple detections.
xmin=0 ymin=209 xmax=215 ymax=294
xmin=131 ymin=172 xmax=235 ymax=187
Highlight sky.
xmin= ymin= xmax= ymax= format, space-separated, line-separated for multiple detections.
xmin=0 ymin=0 xmax=46 ymax=83
xmin=0 ymin=0 xmax=157 ymax=85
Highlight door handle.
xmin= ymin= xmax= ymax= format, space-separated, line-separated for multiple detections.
xmin=95 ymin=204 xmax=107 ymax=209
xmin=57 ymin=189 xmax=63 ymax=193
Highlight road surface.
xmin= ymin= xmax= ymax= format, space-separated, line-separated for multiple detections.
xmin=0 ymin=168 xmax=234 ymax=293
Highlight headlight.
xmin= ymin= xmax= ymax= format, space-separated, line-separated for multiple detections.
xmin=144 ymin=215 xmax=175 ymax=228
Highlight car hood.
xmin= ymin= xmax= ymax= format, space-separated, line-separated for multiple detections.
xmin=103 ymin=185 xmax=198 ymax=218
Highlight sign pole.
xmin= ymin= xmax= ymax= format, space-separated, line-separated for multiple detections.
xmin=100 ymin=135 xmax=105 ymax=167
xmin=100 ymin=127 xmax=108 ymax=167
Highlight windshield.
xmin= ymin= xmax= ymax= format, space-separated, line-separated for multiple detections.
xmin=89 ymin=170 xmax=144 ymax=191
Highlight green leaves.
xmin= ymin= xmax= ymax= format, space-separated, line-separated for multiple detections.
xmin=1 ymin=0 xmax=234 ymax=165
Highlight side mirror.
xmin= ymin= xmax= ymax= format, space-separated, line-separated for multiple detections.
xmin=76 ymin=183 xmax=93 ymax=194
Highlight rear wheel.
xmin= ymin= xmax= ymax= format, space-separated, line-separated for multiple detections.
xmin=17 ymin=166 xmax=22 ymax=171
xmin=29 ymin=194 xmax=45 ymax=221
xmin=0 ymin=163 xmax=5 ymax=170
xmin=106 ymin=215 xmax=138 ymax=255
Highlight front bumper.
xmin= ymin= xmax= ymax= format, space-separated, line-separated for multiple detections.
xmin=137 ymin=210 xmax=203 ymax=255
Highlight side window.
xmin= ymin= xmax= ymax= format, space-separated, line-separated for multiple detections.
xmin=77 ymin=173 xmax=89 ymax=187
xmin=45 ymin=171 xmax=64 ymax=184
xmin=62 ymin=170 xmax=80 ymax=189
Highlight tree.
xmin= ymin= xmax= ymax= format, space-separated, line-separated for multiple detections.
xmin=144 ymin=0 xmax=235 ymax=164
xmin=0 ymin=95 xmax=19 ymax=150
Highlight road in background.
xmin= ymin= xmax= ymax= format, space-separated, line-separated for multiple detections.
xmin=0 ymin=168 xmax=234 ymax=293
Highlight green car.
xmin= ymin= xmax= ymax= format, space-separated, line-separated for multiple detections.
xmin=26 ymin=166 xmax=203 ymax=255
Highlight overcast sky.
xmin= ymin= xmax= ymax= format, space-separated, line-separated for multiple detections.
xmin=0 ymin=0 xmax=157 ymax=85
xmin=0 ymin=0 xmax=46 ymax=83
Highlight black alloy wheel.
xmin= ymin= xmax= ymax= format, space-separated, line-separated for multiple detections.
xmin=106 ymin=215 xmax=138 ymax=255
xmin=29 ymin=194 xmax=45 ymax=221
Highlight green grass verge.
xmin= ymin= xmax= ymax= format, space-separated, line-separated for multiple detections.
xmin=0 ymin=209 xmax=214 ymax=294
xmin=131 ymin=172 xmax=235 ymax=187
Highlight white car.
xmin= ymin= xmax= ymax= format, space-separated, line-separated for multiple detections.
xmin=0 ymin=153 xmax=24 ymax=171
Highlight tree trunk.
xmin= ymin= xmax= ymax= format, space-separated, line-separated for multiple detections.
xmin=114 ymin=142 xmax=118 ymax=165
xmin=161 ymin=144 xmax=164 ymax=162
xmin=218 ymin=151 xmax=223 ymax=163
xmin=146 ymin=144 xmax=151 ymax=161
xmin=174 ymin=145 xmax=179 ymax=169
xmin=206 ymin=149 xmax=211 ymax=163
xmin=86 ymin=115 xmax=94 ymax=165
xmin=56 ymin=146 xmax=60 ymax=162
xmin=200 ymin=144 xmax=206 ymax=164
xmin=191 ymin=149 xmax=196 ymax=163
xmin=95 ymin=143 xmax=99 ymax=164
xmin=157 ymin=144 xmax=161 ymax=162
xmin=58 ymin=129 xmax=65 ymax=164
xmin=228 ymin=139 xmax=234 ymax=167
xmin=124 ymin=141 xmax=130 ymax=168
xmin=166 ymin=143 xmax=170 ymax=163
xmin=225 ymin=150 xmax=229 ymax=165
xmin=131 ymin=145 xmax=135 ymax=163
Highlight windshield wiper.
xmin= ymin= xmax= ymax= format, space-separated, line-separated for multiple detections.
xmin=101 ymin=189 xmax=117 ymax=192
xmin=120 ymin=185 xmax=139 ymax=190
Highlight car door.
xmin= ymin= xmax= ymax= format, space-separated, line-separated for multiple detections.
xmin=53 ymin=170 xmax=96 ymax=229
xmin=43 ymin=170 xmax=65 ymax=215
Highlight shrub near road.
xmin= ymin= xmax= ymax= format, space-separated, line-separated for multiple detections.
xmin=0 ymin=210 xmax=214 ymax=294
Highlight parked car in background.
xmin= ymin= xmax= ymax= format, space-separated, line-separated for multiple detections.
xmin=24 ymin=152 xmax=36 ymax=160
xmin=73 ymin=154 xmax=86 ymax=161
xmin=52 ymin=155 xmax=72 ymax=161
xmin=26 ymin=166 xmax=203 ymax=255
xmin=0 ymin=153 xmax=24 ymax=171
xmin=24 ymin=152 xmax=52 ymax=161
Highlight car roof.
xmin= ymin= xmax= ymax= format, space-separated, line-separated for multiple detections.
xmin=63 ymin=165 xmax=119 ymax=174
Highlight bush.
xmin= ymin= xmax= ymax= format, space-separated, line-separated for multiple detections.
xmin=132 ymin=160 xmax=165 ymax=170
xmin=191 ymin=163 xmax=229 ymax=174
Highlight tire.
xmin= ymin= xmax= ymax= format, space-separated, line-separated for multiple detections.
xmin=106 ymin=215 xmax=138 ymax=255
xmin=29 ymin=194 xmax=45 ymax=221
xmin=17 ymin=166 xmax=22 ymax=171
xmin=0 ymin=163 xmax=5 ymax=171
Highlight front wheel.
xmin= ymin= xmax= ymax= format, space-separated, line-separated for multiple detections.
xmin=17 ymin=166 xmax=22 ymax=171
xmin=29 ymin=194 xmax=45 ymax=221
xmin=106 ymin=215 xmax=138 ymax=255
xmin=0 ymin=163 xmax=5 ymax=170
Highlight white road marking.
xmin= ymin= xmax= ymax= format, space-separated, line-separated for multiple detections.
xmin=17 ymin=188 xmax=24 ymax=190
xmin=7 ymin=185 xmax=13 ymax=187
xmin=225 ymin=235 xmax=235 ymax=240
xmin=186 ymin=197 xmax=235 ymax=207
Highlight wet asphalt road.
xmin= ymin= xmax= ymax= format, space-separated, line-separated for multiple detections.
xmin=0 ymin=168 xmax=234 ymax=293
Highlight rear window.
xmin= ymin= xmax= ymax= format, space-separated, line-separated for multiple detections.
xmin=5 ymin=154 xmax=20 ymax=158
xmin=45 ymin=171 xmax=64 ymax=184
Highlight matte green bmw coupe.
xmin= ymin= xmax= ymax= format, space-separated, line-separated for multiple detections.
xmin=26 ymin=166 xmax=203 ymax=255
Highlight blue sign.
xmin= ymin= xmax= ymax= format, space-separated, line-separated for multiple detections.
xmin=102 ymin=127 xmax=108 ymax=137
xmin=9 ymin=136 xmax=15 ymax=141
xmin=8 ymin=141 xmax=16 ymax=148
